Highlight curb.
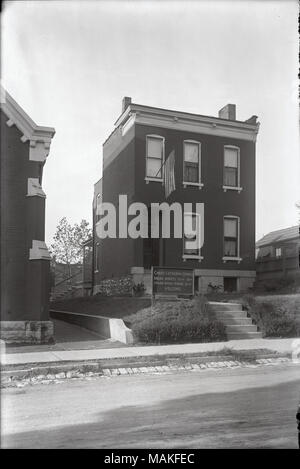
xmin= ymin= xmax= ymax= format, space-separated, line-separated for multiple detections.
xmin=1 ymin=352 xmax=293 ymax=388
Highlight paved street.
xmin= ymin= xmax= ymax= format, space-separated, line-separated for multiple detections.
xmin=2 ymin=363 xmax=300 ymax=449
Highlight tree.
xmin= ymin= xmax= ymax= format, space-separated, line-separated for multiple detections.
xmin=50 ymin=217 xmax=92 ymax=279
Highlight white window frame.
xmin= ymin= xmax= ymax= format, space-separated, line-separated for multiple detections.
xmin=145 ymin=134 xmax=165 ymax=183
xmin=275 ymin=247 xmax=282 ymax=258
xmin=182 ymin=212 xmax=204 ymax=262
xmin=223 ymin=145 xmax=242 ymax=193
xmin=182 ymin=140 xmax=203 ymax=189
xmin=222 ymin=215 xmax=242 ymax=263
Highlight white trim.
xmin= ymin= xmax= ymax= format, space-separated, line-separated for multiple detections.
xmin=223 ymin=185 xmax=243 ymax=193
xmin=222 ymin=256 xmax=242 ymax=263
xmin=29 ymin=240 xmax=51 ymax=260
xmin=194 ymin=269 xmax=255 ymax=277
xmin=0 ymin=86 xmax=55 ymax=159
xmin=183 ymin=140 xmax=202 ymax=186
xmin=27 ymin=178 xmax=46 ymax=198
xmin=145 ymin=177 xmax=164 ymax=184
xmin=121 ymin=113 xmax=136 ymax=136
xmin=183 ymin=182 xmax=204 ymax=189
xmin=115 ymin=106 xmax=259 ymax=142
xmin=182 ymin=255 xmax=204 ymax=262
xmin=145 ymin=134 xmax=165 ymax=181
xmin=223 ymin=145 xmax=241 ymax=189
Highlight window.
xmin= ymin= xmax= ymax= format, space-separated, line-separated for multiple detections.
xmin=183 ymin=213 xmax=202 ymax=258
xmin=95 ymin=242 xmax=100 ymax=272
xmin=275 ymin=247 xmax=282 ymax=258
xmin=223 ymin=146 xmax=240 ymax=188
xmin=224 ymin=217 xmax=239 ymax=258
xmin=95 ymin=194 xmax=101 ymax=222
xmin=183 ymin=141 xmax=201 ymax=184
xmin=146 ymin=135 xmax=164 ymax=180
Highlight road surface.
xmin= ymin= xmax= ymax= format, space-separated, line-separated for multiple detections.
xmin=2 ymin=364 xmax=300 ymax=448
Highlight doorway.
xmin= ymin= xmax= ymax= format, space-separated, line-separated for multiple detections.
xmin=224 ymin=277 xmax=237 ymax=292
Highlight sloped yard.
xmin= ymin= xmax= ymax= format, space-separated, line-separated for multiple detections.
xmin=124 ymin=298 xmax=227 ymax=344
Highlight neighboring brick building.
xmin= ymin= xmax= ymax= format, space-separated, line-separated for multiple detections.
xmin=93 ymin=97 xmax=260 ymax=294
xmin=0 ymin=86 xmax=55 ymax=343
xmin=256 ymin=225 xmax=300 ymax=282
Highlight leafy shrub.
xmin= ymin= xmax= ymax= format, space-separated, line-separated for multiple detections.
xmin=129 ymin=297 xmax=227 ymax=344
xmin=261 ymin=276 xmax=297 ymax=293
xmin=264 ymin=318 xmax=299 ymax=337
xmin=242 ymin=294 xmax=300 ymax=338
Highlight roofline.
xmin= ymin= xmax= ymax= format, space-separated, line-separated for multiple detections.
xmin=0 ymin=84 xmax=55 ymax=143
xmin=256 ymin=225 xmax=300 ymax=247
xmin=114 ymin=102 xmax=260 ymax=131
xmin=94 ymin=177 xmax=103 ymax=187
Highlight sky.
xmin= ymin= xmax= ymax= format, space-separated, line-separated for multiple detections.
xmin=1 ymin=0 xmax=299 ymax=245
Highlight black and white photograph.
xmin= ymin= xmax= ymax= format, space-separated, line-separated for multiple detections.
xmin=0 ymin=0 xmax=300 ymax=452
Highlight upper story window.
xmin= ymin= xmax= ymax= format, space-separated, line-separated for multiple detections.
xmin=95 ymin=193 xmax=102 ymax=222
xmin=223 ymin=146 xmax=242 ymax=192
xmin=145 ymin=135 xmax=164 ymax=181
xmin=183 ymin=140 xmax=202 ymax=187
xmin=275 ymin=247 xmax=282 ymax=258
xmin=223 ymin=216 xmax=241 ymax=261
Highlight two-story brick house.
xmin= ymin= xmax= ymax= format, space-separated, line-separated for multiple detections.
xmin=0 ymin=86 xmax=55 ymax=343
xmin=93 ymin=98 xmax=259 ymax=294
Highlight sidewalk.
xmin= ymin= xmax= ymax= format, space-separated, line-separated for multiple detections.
xmin=2 ymin=337 xmax=298 ymax=367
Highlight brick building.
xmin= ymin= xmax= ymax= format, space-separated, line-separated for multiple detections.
xmin=0 ymin=86 xmax=55 ymax=343
xmin=93 ymin=97 xmax=260 ymax=294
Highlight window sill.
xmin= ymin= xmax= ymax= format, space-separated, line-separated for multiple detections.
xmin=222 ymin=256 xmax=242 ymax=264
xmin=145 ymin=177 xmax=163 ymax=184
xmin=223 ymin=186 xmax=243 ymax=193
xmin=182 ymin=255 xmax=204 ymax=262
xmin=183 ymin=182 xmax=204 ymax=189
xmin=94 ymin=270 xmax=99 ymax=273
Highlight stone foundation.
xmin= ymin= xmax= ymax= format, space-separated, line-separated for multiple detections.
xmin=0 ymin=321 xmax=54 ymax=344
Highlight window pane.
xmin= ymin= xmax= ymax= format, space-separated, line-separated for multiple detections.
xmin=184 ymin=142 xmax=199 ymax=163
xmin=147 ymin=157 xmax=162 ymax=178
xmin=224 ymin=218 xmax=237 ymax=237
xmin=184 ymin=163 xmax=199 ymax=183
xmin=224 ymin=167 xmax=237 ymax=186
xmin=147 ymin=137 xmax=163 ymax=159
xmin=225 ymin=148 xmax=238 ymax=168
xmin=224 ymin=240 xmax=237 ymax=256
xmin=184 ymin=237 xmax=199 ymax=255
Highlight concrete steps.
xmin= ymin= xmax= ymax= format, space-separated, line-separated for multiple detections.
xmin=226 ymin=332 xmax=263 ymax=340
xmin=208 ymin=301 xmax=262 ymax=340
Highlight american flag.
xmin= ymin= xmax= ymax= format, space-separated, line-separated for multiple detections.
xmin=164 ymin=150 xmax=176 ymax=198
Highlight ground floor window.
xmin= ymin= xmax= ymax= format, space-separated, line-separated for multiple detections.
xmin=224 ymin=277 xmax=237 ymax=292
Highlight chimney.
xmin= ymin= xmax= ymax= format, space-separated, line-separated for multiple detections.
xmin=122 ymin=96 xmax=132 ymax=113
xmin=218 ymin=104 xmax=236 ymax=121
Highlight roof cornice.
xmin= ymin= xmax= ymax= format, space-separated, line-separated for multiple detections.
xmin=114 ymin=103 xmax=260 ymax=142
xmin=1 ymin=85 xmax=55 ymax=162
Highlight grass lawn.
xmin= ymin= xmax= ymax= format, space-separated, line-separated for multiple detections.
xmin=50 ymin=296 xmax=151 ymax=319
